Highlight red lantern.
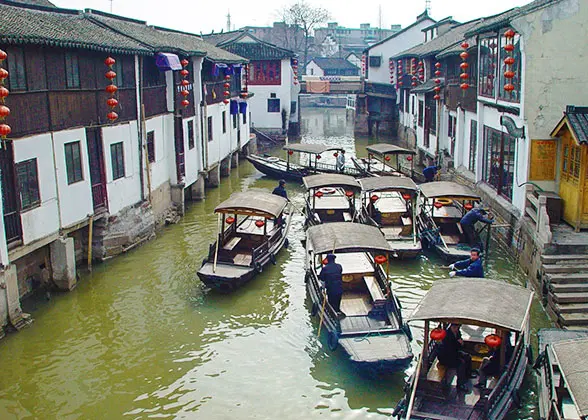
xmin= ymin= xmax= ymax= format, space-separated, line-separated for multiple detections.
xmin=504 ymin=84 xmax=515 ymax=92
xmin=316 ymin=155 xmax=321 ymax=160
xmin=180 ymin=69 xmax=189 ymax=77
xmin=371 ymin=194 xmax=379 ymax=202
xmin=345 ymin=190 xmax=354 ymax=198
xmin=0 ymin=87 xmax=9 ymax=98
xmin=504 ymin=57 xmax=515 ymax=65
xmin=0 ymin=105 xmax=10 ymax=117
xmin=504 ymin=71 xmax=515 ymax=79
xmin=434 ymin=201 xmax=443 ymax=209
xmin=0 ymin=124 xmax=11 ymax=137
xmin=240 ymin=92 xmax=248 ymax=98
xmin=107 ymin=111 xmax=118 ymax=121
xmin=460 ymin=62 xmax=469 ymax=70
xmin=333 ymin=152 xmax=338 ymax=157
xmin=106 ymin=98 xmax=118 ymax=108
xmin=504 ymin=44 xmax=515 ymax=52
xmin=411 ymin=82 xmax=417 ymax=87
xmin=105 ymin=84 xmax=118 ymax=94
xmin=181 ymin=99 xmax=190 ymax=107
xmin=402 ymin=193 xmax=412 ymax=201
xmin=504 ymin=29 xmax=516 ymax=38
xmin=464 ymin=203 xmax=473 ymax=211
xmin=224 ymin=82 xmax=230 ymax=88
xmin=406 ymin=155 xmax=413 ymax=162
xmin=105 ymin=70 xmax=116 ymax=80
xmin=223 ymin=99 xmax=230 ymax=104
xmin=226 ymin=216 xmax=235 ymax=224
xmin=434 ymin=78 xmax=441 ymax=84
xmin=374 ymin=255 xmax=387 ymax=265
xmin=460 ymin=73 xmax=469 ymax=80
xmin=181 ymin=79 xmax=190 ymax=86
xmin=0 ymin=50 xmax=7 ymax=61
xmin=322 ymin=258 xmax=328 ymax=265
xmin=460 ymin=83 xmax=470 ymax=90
xmin=435 ymin=70 xmax=441 ymax=76
xmin=314 ymin=191 xmax=324 ymax=198
xmin=180 ymin=90 xmax=190 ymax=97
xmin=0 ymin=68 xmax=8 ymax=80
xmin=180 ymin=59 xmax=189 ymax=67
xmin=224 ymin=75 xmax=231 ymax=80
xmin=434 ymin=94 xmax=441 ymax=100
xmin=460 ymin=52 xmax=469 ymax=60
xmin=461 ymin=42 xmax=469 ymax=49
xmin=418 ymin=67 xmax=424 ymax=73
xmin=255 ymin=220 xmax=265 ymax=228
xmin=104 ymin=57 xmax=116 ymax=67
xmin=485 ymin=334 xmax=502 ymax=348
xmin=398 ymin=81 xmax=403 ymax=86
xmin=433 ymin=86 xmax=441 ymax=93
xmin=385 ymin=156 xmax=391 ymax=161
xmin=287 ymin=150 xmax=294 ymax=155
xmin=430 ymin=328 xmax=446 ymax=342
xmin=435 ymin=62 xmax=442 ymax=68
xmin=411 ymin=75 xmax=417 ymax=81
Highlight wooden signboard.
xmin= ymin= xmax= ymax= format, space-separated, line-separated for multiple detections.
xmin=530 ymin=139 xmax=557 ymax=181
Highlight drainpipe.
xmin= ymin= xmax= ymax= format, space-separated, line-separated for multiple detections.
xmin=136 ymin=55 xmax=145 ymax=202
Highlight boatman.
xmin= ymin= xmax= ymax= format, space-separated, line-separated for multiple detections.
xmin=437 ymin=323 xmax=472 ymax=391
xmin=336 ymin=150 xmax=346 ymax=172
xmin=460 ymin=203 xmax=494 ymax=247
xmin=272 ymin=179 xmax=288 ymax=199
xmin=449 ymin=248 xmax=484 ymax=278
xmin=319 ymin=254 xmax=345 ymax=317
xmin=423 ymin=164 xmax=439 ymax=182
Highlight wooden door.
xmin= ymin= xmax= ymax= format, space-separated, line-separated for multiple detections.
xmin=174 ymin=116 xmax=185 ymax=183
xmin=0 ymin=141 xmax=22 ymax=244
xmin=424 ymin=106 xmax=431 ymax=148
xmin=86 ymin=127 xmax=108 ymax=211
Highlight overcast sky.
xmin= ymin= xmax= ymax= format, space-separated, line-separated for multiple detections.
xmin=53 ymin=0 xmax=533 ymax=35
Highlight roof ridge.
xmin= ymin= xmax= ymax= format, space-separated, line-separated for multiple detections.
xmin=84 ymin=8 xmax=147 ymax=25
xmin=1 ymin=0 xmax=79 ymax=14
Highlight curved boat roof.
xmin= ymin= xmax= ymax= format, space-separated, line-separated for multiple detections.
xmin=359 ymin=176 xmax=418 ymax=192
xmin=214 ymin=191 xmax=287 ymax=218
xmin=551 ymin=338 xmax=588 ymax=418
xmin=366 ymin=143 xmax=416 ymax=155
xmin=303 ymin=174 xmax=361 ymax=190
xmin=408 ymin=278 xmax=534 ymax=332
xmin=307 ymin=222 xmax=392 ymax=254
xmin=419 ymin=181 xmax=480 ymax=200
xmin=283 ymin=143 xmax=343 ymax=155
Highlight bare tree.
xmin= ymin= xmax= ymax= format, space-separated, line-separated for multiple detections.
xmin=283 ymin=0 xmax=330 ymax=73
xmin=273 ymin=7 xmax=305 ymax=54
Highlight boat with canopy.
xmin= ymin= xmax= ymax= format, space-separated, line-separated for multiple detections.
xmin=417 ymin=181 xmax=482 ymax=262
xmin=305 ymin=222 xmax=413 ymax=372
xmin=352 ymin=143 xmax=416 ymax=179
xmin=358 ymin=176 xmax=422 ymax=259
xmin=197 ymin=190 xmax=292 ymax=292
xmin=394 ymin=278 xmax=534 ymax=419
xmin=302 ymin=174 xmax=362 ymax=227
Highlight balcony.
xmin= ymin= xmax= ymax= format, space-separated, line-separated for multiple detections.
xmin=204 ymin=81 xmax=240 ymax=106
xmin=445 ymin=80 xmax=477 ymax=113
xmin=364 ymin=81 xmax=397 ymax=99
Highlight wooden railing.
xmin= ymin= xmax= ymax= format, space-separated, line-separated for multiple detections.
xmin=484 ymin=337 xmax=525 ymax=414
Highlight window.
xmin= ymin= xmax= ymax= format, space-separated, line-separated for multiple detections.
xmin=143 ymin=58 xmax=164 ymax=87
xmin=479 ymin=36 xmax=498 ymax=97
xmin=399 ymin=90 xmax=404 ymax=112
xmin=498 ymin=30 xmax=521 ymax=102
xmin=418 ymin=100 xmax=424 ymax=127
xmin=368 ymin=56 xmax=381 ymax=67
xmin=65 ymin=52 xmax=80 ymax=89
xmin=310 ymin=68 xmax=314 ymax=75
xmin=207 ymin=116 xmax=213 ymax=142
xmin=404 ymin=91 xmax=409 ymax=113
xmin=147 ymin=131 xmax=155 ymax=163
xmin=232 ymin=114 xmax=237 ymax=129
xmin=411 ymin=96 xmax=416 ymax=115
xmin=448 ymin=115 xmax=456 ymax=138
xmin=187 ymin=120 xmax=195 ymax=150
xmin=249 ymin=60 xmax=281 ymax=85
xmin=426 ymin=96 xmax=436 ymax=136
xmin=222 ymin=111 xmax=227 ymax=133
xmin=482 ymin=126 xmax=516 ymax=201
xmin=469 ymin=120 xmax=478 ymax=172
xmin=290 ymin=101 xmax=297 ymax=115
xmin=110 ymin=142 xmax=125 ymax=180
xmin=7 ymin=47 xmax=26 ymax=91
xmin=16 ymin=159 xmax=40 ymax=210
xmin=562 ymin=143 xmax=581 ymax=182
xmin=243 ymin=111 xmax=247 ymax=125
xmin=112 ymin=57 xmax=124 ymax=87
xmin=64 ymin=141 xmax=83 ymax=184
xmin=268 ymin=98 xmax=280 ymax=113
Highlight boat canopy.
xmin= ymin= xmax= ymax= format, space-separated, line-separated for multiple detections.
xmin=551 ymin=338 xmax=588 ymax=418
xmin=307 ymin=222 xmax=392 ymax=254
xmin=366 ymin=143 xmax=416 ymax=156
xmin=408 ymin=278 xmax=534 ymax=332
xmin=359 ymin=176 xmax=418 ymax=192
xmin=303 ymin=174 xmax=361 ymax=190
xmin=419 ymin=181 xmax=481 ymax=200
xmin=283 ymin=143 xmax=343 ymax=155
xmin=214 ymin=191 xmax=288 ymax=218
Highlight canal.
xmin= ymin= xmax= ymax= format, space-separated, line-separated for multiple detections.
xmin=0 ymin=107 xmax=550 ymax=419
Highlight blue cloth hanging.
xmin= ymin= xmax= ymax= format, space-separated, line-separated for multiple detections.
xmin=213 ymin=63 xmax=228 ymax=77
xmin=230 ymin=100 xmax=238 ymax=115
xmin=239 ymin=102 xmax=247 ymax=114
xmin=224 ymin=66 xmax=235 ymax=76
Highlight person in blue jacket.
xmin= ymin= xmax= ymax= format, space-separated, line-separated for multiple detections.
xmin=423 ymin=165 xmax=439 ymax=182
xmin=319 ymin=254 xmax=345 ymax=316
xmin=460 ymin=204 xmax=494 ymax=246
xmin=449 ymin=248 xmax=484 ymax=278
xmin=272 ymin=179 xmax=288 ymax=199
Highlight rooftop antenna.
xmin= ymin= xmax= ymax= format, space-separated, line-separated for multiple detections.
xmin=426 ymin=0 xmax=431 ymax=15
xmin=378 ymin=4 xmax=383 ymax=40
xmin=226 ymin=11 xmax=231 ymax=32
xmin=108 ymin=0 xmax=113 ymax=13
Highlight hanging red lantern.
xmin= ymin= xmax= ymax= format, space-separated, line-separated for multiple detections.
xmin=106 ymin=98 xmax=118 ymax=108
xmin=0 ymin=105 xmax=10 ymax=117
xmin=435 ymin=62 xmax=442 ymax=68
xmin=504 ymin=29 xmax=516 ymax=38
xmin=105 ymin=70 xmax=116 ymax=80
xmin=433 ymin=86 xmax=441 ymax=93
xmin=287 ymin=150 xmax=294 ymax=155
xmin=402 ymin=193 xmax=412 ymax=201
xmin=434 ymin=94 xmax=441 ymax=100
xmin=504 ymin=57 xmax=515 ymax=65
xmin=464 ymin=203 xmax=473 ymax=211
xmin=314 ymin=191 xmax=324 ymax=198
xmin=180 ymin=59 xmax=189 ymax=67
xmin=105 ymin=84 xmax=118 ymax=94
xmin=504 ymin=44 xmax=515 ymax=52
xmin=224 ymin=82 xmax=230 ymax=88
xmin=430 ymin=328 xmax=446 ymax=342
xmin=180 ymin=79 xmax=190 ymax=87
xmin=406 ymin=155 xmax=413 ymax=162
xmin=435 ymin=70 xmax=441 ymax=76
xmin=418 ymin=67 xmax=424 ymax=73
xmin=411 ymin=82 xmax=417 ymax=87
xmin=180 ymin=69 xmax=189 ymax=77
xmin=180 ymin=90 xmax=190 ymax=97
xmin=460 ymin=51 xmax=469 ymax=60
xmin=398 ymin=81 xmax=403 ymax=86
xmin=226 ymin=216 xmax=235 ymax=224
xmin=0 ymin=87 xmax=8 ymax=98
xmin=345 ymin=190 xmax=354 ymax=198
xmin=460 ymin=83 xmax=470 ymax=90
xmin=316 ymin=155 xmax=321 ymax=160
xmin=385 ymin=156 xmax=391 ymax=161
xmin=225 ymin=75 xmax=231 ymax=80
xmin=460 ymin=62 xmax=469 ymax=70
xmin=504 ymin=71 xmax=515 ymax=79
xmin=181 ymin=99 xmax=190 ymax=107
xmin=0 ymin=124 xmax=11 ymax=137
xmin=461 ymin=42 xmax=470 ymax=49
xmin=460 ymin=73 xmax=469 ymax=80
xmin=434 ymin=201 xmax=443 ymax=209
xmin=504 ymin=84 xmax=515 ymax=92
xmin=0 ymin=50 xmax=7 ymax=61
xmin=255 ymin=220 xmax=265 ymax=228
xmin=0 ymin=68 xmax=9 ymax=80
xmin=223 ymin=90 xmax=230 ymax=97
xmin=223 ymin=99 xmax=230 ymax=104
xmin=107 ymin=111 xmax=118 ymax=121
xmin=485 ymin=334 xmax=502 ymax=348
xmin=374 ymin=255 xmax=387 ymax=264
xmin=333 ymin=152 xmax=338 ymax=157
xmin=371 ymin=194 xmax=379 ymax=202
xmin=434 ymin=78 xmax=441 ymax=84
xmin=104 ymin=56 xmax=116 ymax=67
xmin=411 ymin=75 xmax=417 ymax=81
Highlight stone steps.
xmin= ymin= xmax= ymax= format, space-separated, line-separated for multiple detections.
xmin=551 ymin=292 xmax=588 ymax=304
xmin=543 ymin=264 xmax=588 ymax=274
xmin=551 ymin=283 xmax=588 ymax=293
xmin=556 ymin=303 xmax=588 ymax=314
xmin=558 ymin=312 xmax=588 ymax=327
xmin=546 ymin=273 xmax=588 ymax=284
xmin=542 ymin=254 xmax=588 ymax=264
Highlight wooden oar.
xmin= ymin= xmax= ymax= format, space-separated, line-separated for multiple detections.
xmin=212 ymin=213 xmax=221 ymax=273
xmin=405 ymin=353 xmax=423 ymax=420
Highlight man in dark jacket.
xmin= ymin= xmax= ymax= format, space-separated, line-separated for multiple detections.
xmin=449 ymin=248 xmax=484 ymax=278
xmin=423 ymin=165 xmax=439 ymax=182
xmin=272 ymin=179 xmax=288 ymax=199
xmin=319 ymin=254 xmax=344 ymax=316
xmin=437 ymin=323 xmax=472 ymax=390
xmin=460 ymin=205 xmax=494 ymax=246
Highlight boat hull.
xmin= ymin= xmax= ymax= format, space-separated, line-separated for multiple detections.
xmin=246 ymin=155 xmax=307 ymax=182
xmin=197 ymin=263 xmax=257 ymax=292
xmin=388 ymin=240 xmax=422 ymax=259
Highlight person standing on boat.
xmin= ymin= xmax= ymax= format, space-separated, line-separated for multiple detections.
xmin=449 ymin=248 xmax=484 ymax=278
xmin=423 ymin=165 xmax=439 ymax=182
xmin=459 ymin=204 xmax=494 ymax=247
xmin=437 ymin=323 xmax=472 ymax=391
xmin=336 ymin=150 xmax=346 ymax=172
xmin=272 ymin=179 xmax=288 ymax=199
xmin=319 ymin=254 xmax=345 ymax=317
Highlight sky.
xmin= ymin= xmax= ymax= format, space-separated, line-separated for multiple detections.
xmin=53 ymin=0 xmax=533 ymax=35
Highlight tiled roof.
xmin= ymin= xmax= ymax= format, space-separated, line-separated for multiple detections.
xmin=565 ymin=106 xmax=588 ymax=144
xmin=0 ymin=2 xmax=151 ymax=55
xmin=411 ymin=78 xmax=439 ymax=93
xmin=310 ymin=57 xmax=359 ymax=70
xmin=436 ymin=39 xmax=477 ymax=59
xmin=394 ymin=19 xmax=481 ymax=59
xmin=202 ymin=31 xmax=244 ymax=47
xmin=8 ymin=0 xmax=56 ymax=7
xmin=203 ymin=30 xmax=294 ymax=60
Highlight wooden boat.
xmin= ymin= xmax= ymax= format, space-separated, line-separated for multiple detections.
xmin=535 ymin=328 xmax=588 ymax=420
xmin=394 ymin=278 xmax=534 ymax=419
xmin=358 ymin=176 xmax=422 ymax=259
xmin=351 ymin=143 xmax=416 ymax=179
xmin=302 ymin=174 xmax=362 ymax=228
xmin=417 ymin=181 xmax=482 ymax=263
xmin=305 ymin=222 xmax=413 ymax=371
xmin=197 ymin=191 xmax=292 ymax=292
xmin=246 ymin=143 xmax=365 ymax=182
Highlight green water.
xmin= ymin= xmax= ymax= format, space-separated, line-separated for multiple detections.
xmin=0 ymin=108 xmax=551 ymax=419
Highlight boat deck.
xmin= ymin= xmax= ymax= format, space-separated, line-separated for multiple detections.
xmin=198 ymin=262 xmax=253 ymax=280
xmin=412 ymin=389 xmax=485 ymax=420
xmin=339 ymin=333 xmax=412 ymax=364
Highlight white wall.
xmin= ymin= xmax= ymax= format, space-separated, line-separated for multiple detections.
xmin=305 ymin=61 xmax=324 ymax=77
xmin=101 ymin=121 xmax=142 ymax=215
xmin=347 ymin=54 xmax=361 ymax=69
xmin=183 ymin=116 xmax=202 ymax=188
xmin=205 ymin=102 xmax=233 ymax=167
xmin=144 ymin=114 xmax=174 ymax=191
xmin=13 ymin=133 xmax=60 ymax=245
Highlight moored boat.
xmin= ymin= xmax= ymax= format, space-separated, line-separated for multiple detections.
xmin=358 ymin=176 xmax=422 ymax=259
xmin=417 ymin=181 xmax=482 ymax=263
xmin=351 ymin=143 xmax=416 ymax=179
xmin=197 ymin=191 xmax=292 ymax=292
xmin=394 ymin=278 xmax=534 ymax=419
xmin=302 ymin=173 xmax=362 ymax=227
xmin=305 ymin=222 xmax=413 ymax=372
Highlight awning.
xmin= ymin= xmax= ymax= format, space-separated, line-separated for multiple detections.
xmin=358 ymin=176 xmax=418 ymax=192
xmin=303 ymin=174 xmax=361 ymax=190
xmin=419 ymin=181 xmax=480 ymax=200
xmin=307 ymin=222 xmax=392 ymax=254
xmin=552 ymin=338 xmax=588 ymax=418
xmin=214 ymin=191 xmax=287 ymax=218
xmin=366 ymin=143 xmax=416 ymax=155
xmin=155 ymin=53 xmax=182 ymax=71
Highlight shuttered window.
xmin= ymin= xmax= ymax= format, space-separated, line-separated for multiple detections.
xmin=64 ymin=141 xmax=83 ymax=184
xmin=16 ymin=158 xmax=40 ymax=210
xmin=7 ymin=47 xmax=26 ymax=91
xmin=65 ymin=52 xmax=80 ymax=89
xmin=110 ymin=142 xmax=125 ymax=180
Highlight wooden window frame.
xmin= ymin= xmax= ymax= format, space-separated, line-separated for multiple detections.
xmin=110 ymin=142 xmax=125 ymax=180
xmin=7 ymin=46 xmax=27 ymax=92
xmin=222 ymin=111 xmax=227 ymax=134
xmin=187 ymin=120 xmax=195 ymax=150
xmin=64 ymin=141 xmax=84 ymax=185
xmin=418 ymin=100 xmax=424 ymax=127
xmin=207 ymin=116 xmax=213 ymax=142
xmin=146 ymin=131 xmax=155 ymax=163
xmin=268 ymin=98 xmax=280 ymax=113
xmin=65 ymin=52 xmax=80 ymax=89
xmin=469 ymin=120 xmax=478 ymax=173
xmin=16 ymin=158 xmax=40 ymax=211
xmin=478 ymin=36 xmax=498 ymax=98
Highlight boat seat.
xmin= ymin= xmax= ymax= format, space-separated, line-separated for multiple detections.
xmin=363 ymin=276 xmax=385 ymax=302
xmin=233 ymin=253 xmax=252 ymax=266
xmin=427 ymin=359 xmax=457 ymax=384
xmin=223 ymin=237 xmax=242 ymax=251
xmin=343 ymin=212 xmax=352 ymax=222
xmin=442 ymin=234 xmax=461 ymax=245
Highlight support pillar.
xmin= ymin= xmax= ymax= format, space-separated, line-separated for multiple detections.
xmin=231 ymin=152 xmax=239 ymax=168
xmin=50 ymin=237 xmax=77 ymax=291
xmin=171 ymin=184 xmax=185 ymax=216
xmin=207 ymin=164 xmax=220 ymax=188
xmin=220 ymin=156 xmax=231 ymax=177
xmin=189 ymin=175 xmax=206 ymax=200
